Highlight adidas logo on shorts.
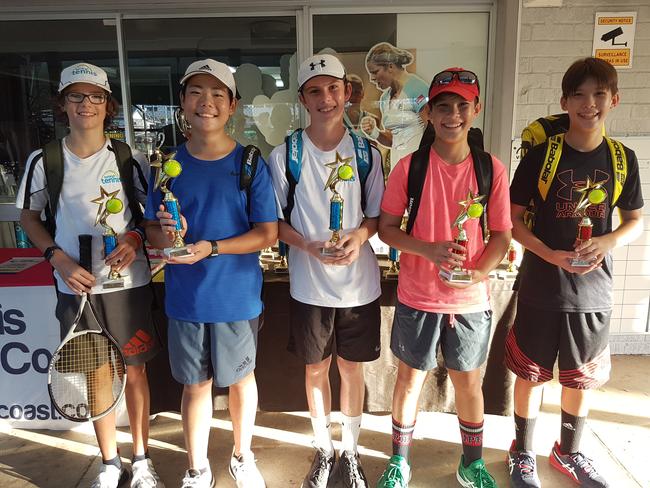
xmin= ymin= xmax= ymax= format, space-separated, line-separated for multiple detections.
xmin=123 ymin=329 xmax=155 ymax=357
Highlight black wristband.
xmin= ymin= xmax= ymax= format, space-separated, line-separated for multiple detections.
xmin=209 ymin=240 xmax=219 ymax=258
xmin=43 ymin=245 xmax=62 ymax=262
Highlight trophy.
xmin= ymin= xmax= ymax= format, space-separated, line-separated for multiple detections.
xmin=322 ymin=152 xmax=355 ymax=255
xmin=151 ymin=150 xmax=192 ymax=259
xmin=91 ymin=187 xmax=125 ymax=289
xmin=384 ymin=247 xmax=400 ymax=279
xmin=274 ymin=241 xmax=289 ymax=274
xmin=438 ymin=191 xmax=485 ymax=283
xmin=506 ymin=242 xmax=518 ymax=272
xmin=570 ymin=177 xmax=607 ymax=267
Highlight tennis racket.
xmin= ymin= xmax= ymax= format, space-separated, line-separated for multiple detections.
xmin=47 ymin=234 xmax=127 ymax=422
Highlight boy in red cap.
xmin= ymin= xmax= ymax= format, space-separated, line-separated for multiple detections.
xmin=376 ymin=68 xmax=512 ymax=487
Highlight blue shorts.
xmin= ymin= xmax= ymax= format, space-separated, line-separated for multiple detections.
xmin=168 ymin=317 xmax=259 ymax=387
xmin=390 ymin=301 xmax=492 ymax=372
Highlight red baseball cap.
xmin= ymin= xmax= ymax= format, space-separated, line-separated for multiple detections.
xmin=428 ymin=68 xmax=480 ymax=102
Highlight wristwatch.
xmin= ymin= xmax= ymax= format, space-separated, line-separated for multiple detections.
xmin=43 ymin=245 xmax=62 ymax=262
xmin=209 ymin=240 xmax=219 ymax=258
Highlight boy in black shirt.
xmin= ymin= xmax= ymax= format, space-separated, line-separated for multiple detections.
xmin=506 ymin=57 xmax=643 ymax=488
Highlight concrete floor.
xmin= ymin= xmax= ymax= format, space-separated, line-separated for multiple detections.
xmin=1 ymin=355 xmax=648 ymax=488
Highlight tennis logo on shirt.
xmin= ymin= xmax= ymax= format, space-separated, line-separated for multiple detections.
xmin=101 ymin=170 xmax=122 ymax=185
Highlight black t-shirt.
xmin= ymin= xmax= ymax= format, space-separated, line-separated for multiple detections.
xmin=510 ymin=139 xmax=643 ymax=312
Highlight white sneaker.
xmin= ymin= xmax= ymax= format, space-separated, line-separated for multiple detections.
xmin=131 ymin=459 xmax=165 ymax=488
xmin=180 ymin=468 xmax=215 ymax=488
xmin=90 ymin=463 xmax=131 ymax=488
xmin=229 ymin=451 xmax=266 ymax=488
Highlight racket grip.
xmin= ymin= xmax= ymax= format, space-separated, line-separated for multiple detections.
xmin=79 ymin=234 xmax=93 ymax=272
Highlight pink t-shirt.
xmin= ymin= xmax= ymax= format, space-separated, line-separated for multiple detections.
xmin=381 ymin=147 xmax=512 ymax=313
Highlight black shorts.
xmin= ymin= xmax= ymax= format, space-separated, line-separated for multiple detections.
xmin=55 ymin=285 xmax=161 ymax=366
xmin=505 ymin=300 xmax=611 ymax=389
xmin=288 ymin=297 xmax=381 ymax=364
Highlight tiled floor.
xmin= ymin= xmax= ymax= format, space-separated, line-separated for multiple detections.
xmin=1 ymin=355 xmax=648 ymax=487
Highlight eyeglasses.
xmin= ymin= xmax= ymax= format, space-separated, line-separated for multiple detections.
xmin=65 ymin=92 xmax=108 ymax=104
xmin=431 ymin=70 xmax=478 ymax=86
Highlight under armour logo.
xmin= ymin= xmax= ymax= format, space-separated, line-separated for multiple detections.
xmin=198 ymin=64 xmax=212 ymax=71
xmin=310 ymin=59 xmax=326 ymax=70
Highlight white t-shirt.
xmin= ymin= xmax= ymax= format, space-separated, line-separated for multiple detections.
xmin=16 ymin=137 xmax=151 ymax=295
xmin=268 ymin=130 xmax=384 ymax=307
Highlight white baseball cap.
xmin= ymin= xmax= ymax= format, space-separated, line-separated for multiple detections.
xmin=58 ymin=63 xmax=111 ymax=93
xmin=180 ymin=59 xmax=239 ymax=99
xmin=298 ymin=54 xmax=346 ymax=90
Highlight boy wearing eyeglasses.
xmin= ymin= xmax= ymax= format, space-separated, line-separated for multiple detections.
xmin=377 ymin=68 xmax=512 ymax=487
xmin=17 ymin=63 xmax=164 ymax=488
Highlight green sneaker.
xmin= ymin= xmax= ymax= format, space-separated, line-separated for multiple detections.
xmin=376 ymin=455 xmax=411 ymax=488
xmin=456 ymin=456 xmax=497 ymax=488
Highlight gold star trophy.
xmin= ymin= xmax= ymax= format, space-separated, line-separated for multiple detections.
xmin=439 ymin=191 xmax=485 ymax=283
xmin=92 ymin=186 xmax=125 ymax=289
xmin=274 ymin=241 xmax=289 ymax=274
xmin=571 ymin=177 xmax=607 ymax=267
xmin=151 ymin=150 xmax=192 ymax=259
xmin=322 ymin=152 xmax=355 ymax=255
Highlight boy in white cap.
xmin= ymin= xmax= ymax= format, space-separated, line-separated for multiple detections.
xmin=267 ymin=54 xmax=385 ymax=488
xmin=17 ymin=63 xmax=164 ymax=488
xmin=144 ymin=59 xmax=278 ymax=488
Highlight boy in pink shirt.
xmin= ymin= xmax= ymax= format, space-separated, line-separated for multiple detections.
xmin=377 ymin=68 xmax=512 ymax=487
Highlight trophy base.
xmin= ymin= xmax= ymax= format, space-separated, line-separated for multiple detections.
xmin=274 ymin=265 xmax=289 ymax=274
xmin=164 ymin=246 xmax=194 ymax=259
xmin=260 ymin=252 xmax=277 ymax=261
xmin=102 ymin=277 xmax=125 ymax=290
xmin=570 ymin=257 xmax=594 ymax=267
xmin=320 ymin=247 xmax=343 ymax=256
xmin=439 ymin=268 xmax=472 ymax=283
xmin=383 ymin=269 xmax=399 ymax=280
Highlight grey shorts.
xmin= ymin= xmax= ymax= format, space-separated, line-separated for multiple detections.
xmin=168 ymin=317 xmax=260 ymax=387
xmin=55 ymin=285 xmax=161 ymax=367
xmin=390 ymin=301 xmax=492 ymax=372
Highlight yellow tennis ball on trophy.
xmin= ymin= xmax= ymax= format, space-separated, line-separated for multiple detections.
xmin=338 ymin=164 xmax=354 ymax=181
xmin=468 ymin=202 xmax=484 ymax=219
xmin=106 ymin=198 xmax=123 ymax=214
xmin=588 ymin=188 xmax=606 ymax=205
xmin=163 ymin=159 xmax=182 ymax=178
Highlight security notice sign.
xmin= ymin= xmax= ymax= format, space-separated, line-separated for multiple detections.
xmin=593 ymin=12 xmax=636 ymax=68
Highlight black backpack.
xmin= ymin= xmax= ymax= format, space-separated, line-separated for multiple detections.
xmin=404 ymin=123 xmax=493 ymax=241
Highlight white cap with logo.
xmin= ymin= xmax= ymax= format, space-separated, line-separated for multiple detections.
xmin=298 ymin=54 xmax=346 ymax=90
xmin=59 ymin=63 xmax=111 ymax=93
xmin=180 ymin=59 xmax=239 ymax=98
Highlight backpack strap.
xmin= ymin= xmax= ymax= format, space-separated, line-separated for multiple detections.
xmin=283 ymin=129 xmax=303 ymax=224
xmin=605 ymin=137 xmax=627 ymax=206
xmin=110 ymin=139 xmax=144 ymax=225
xmin=469 ymin=145 xmax=493 ymax=243
xmin=537 ymin=134 xmax=564 ymax=202
xmin=405 ymin=144 xmax=430 ymax=235
xmin=42 ymin=139 xmax=65 ymax=237
xmin=348 ymin=131 xmax=373 ymax=213
xmin=239 ymin=144 xmax=261 ymax=222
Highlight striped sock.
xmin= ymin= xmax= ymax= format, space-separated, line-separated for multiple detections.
xmin=459 ymin=418 xmax=484 ymax=466
xmin=392 ymin=417 xmax=415 ymax=461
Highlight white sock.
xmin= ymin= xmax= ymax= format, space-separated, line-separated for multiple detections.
xmin=311 ymin=414 xmax=334 ymax=454
xmin=341 ymin=413 xmax=362 ymax=454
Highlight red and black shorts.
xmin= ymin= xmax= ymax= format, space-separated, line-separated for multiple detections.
xmin=505 ymin=300 xmax=611 ymax=390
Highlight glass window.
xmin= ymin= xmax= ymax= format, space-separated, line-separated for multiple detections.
xmin=123 ymin=16 xmax=298 ymax=159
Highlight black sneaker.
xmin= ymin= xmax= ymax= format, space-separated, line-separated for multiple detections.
xmin=549 ymin=441 xmax=609 ymax=487
xmin=329 ymin=451 xmax=368 ymax=488
xmin=302 ymin=448 xmax=335 ymax=488
xmin=506 ymin=440 xmax=541 ymax=488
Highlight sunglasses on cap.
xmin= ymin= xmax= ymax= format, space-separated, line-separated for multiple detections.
xmin=431 ymin=70 xmax=478 ymax=87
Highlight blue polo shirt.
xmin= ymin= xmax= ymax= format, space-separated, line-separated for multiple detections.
xmin=144 ymin=143 xmax=278 ymax=323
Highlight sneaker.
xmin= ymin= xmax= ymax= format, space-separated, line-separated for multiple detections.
xmin=302 ymin=448 xmax=335 ymax=488
xmin=90 ymin=463 xmax=131 ymax=488
xmin=506 ymin=440 xmax=541 ymax=488
xmin=376 ymin=455 xmax=411 ymax=488
xmin=180 ymin=468 xmax=215 ymax=488
xmin=229 ymin=450 xmax=266 ymax=488
xmin=131 ymin=459 xmax=165 ymax=488
xmin=456 ymin=456 xmax=497 ymax=488
xmin=329 ymin=451 xmax=368 ymax=488
xmin=549 ymin=441 xmax=609 ymax=487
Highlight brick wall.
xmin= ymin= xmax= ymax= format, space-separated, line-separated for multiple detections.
xmin=515 ymin=0 xmax=649 ymax=339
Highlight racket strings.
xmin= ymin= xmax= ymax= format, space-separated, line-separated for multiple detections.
xmin=50 ymin=333 xmax=125 ymax=420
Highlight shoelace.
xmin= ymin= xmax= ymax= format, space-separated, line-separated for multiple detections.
xmin=472 ymin=463 xmax=496 ymax=488
xmin=181 ymin=470 xmax=205 ymax=488
xmin=570 ymin=452 xmax=598 ymax=478
xmin=516 ymin=453 xmax=537 ymax=478
xmin=92 ymin=466 xmax=121 ymax=488
xmin=132 ymin=461 xmax=160 ymax=488
xmin=232 ymin=456 xmax=259 ymax=478
xmin=382 ymin=464 xmax=406 ymax=488
xmin=310 ymin=451 xmax=332 ymax=482
xmin=341 ymin=453 xmax=362 ymax=482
